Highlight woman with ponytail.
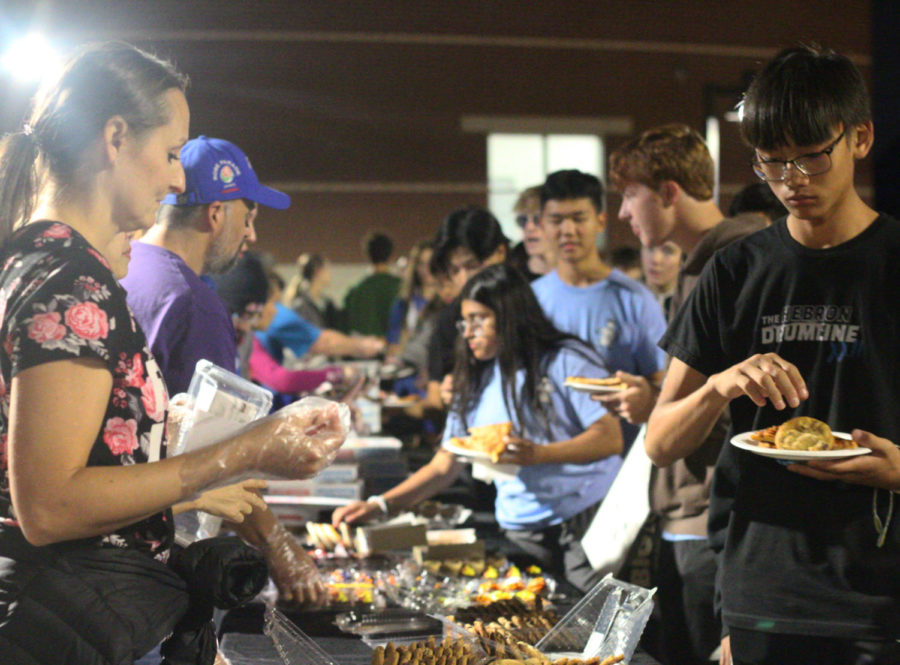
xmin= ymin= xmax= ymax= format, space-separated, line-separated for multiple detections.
xmin=285 ymin=252 xmax=341 ymax=329
xmin=0 ymin=42 xmax=346 ymax=664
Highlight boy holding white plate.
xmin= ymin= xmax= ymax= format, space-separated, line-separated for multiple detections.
xmin=645 ymin=45 xmax=900 ymax=664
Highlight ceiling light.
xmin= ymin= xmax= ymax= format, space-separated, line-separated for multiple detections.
xmin=2 ymin=33 xmax=60 ymax=83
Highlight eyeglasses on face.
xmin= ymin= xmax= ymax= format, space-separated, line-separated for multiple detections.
xmin=751 ymin=130 xmax=845 ymax=182
xmin=455 ymin=313 xmax=490 ymax=334
xmin=515 ymin=213 xmax=541 ymax=228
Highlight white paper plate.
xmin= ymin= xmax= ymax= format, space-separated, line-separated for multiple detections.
xmin=730 ymin=431 xmax=870 ymax=461
xmin=381 ymin=396 xmax=418 ymax=408
xmin=441 ymin=441 xmax=520 ymax=481
xmin=564 ymin=378 xmax=626 ymax=394
xmin=442 ymin=440 xmax=493 ymax=460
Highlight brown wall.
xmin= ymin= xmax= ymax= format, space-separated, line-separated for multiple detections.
xmin=0 ymin=1 xmax=872 ymax=261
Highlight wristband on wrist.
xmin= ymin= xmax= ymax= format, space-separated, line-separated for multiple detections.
xmin=367 ymin=494 xmax=389 ymax=515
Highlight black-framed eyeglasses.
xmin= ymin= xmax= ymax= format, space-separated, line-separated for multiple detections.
xmin=751 ymin=130 xmax=845 ymax=182
xmin=515 ymin=213 xmax=540 ymax=228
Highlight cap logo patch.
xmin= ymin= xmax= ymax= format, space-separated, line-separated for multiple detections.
xmin=212 ymin=159 xmax=242 ymax=185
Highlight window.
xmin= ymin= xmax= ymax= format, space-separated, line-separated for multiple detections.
xmin=487 ymin=133 xmax=605 ymax=243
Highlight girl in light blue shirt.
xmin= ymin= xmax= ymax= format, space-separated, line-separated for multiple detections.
xmin=334 ymin=264 xmax=623 ymax=590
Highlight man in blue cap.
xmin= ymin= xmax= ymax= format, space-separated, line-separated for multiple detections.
xmin=122 ymin=135 xmax=290 ymax=395
xmin=123 ymin=137 xmax=327 ymax=609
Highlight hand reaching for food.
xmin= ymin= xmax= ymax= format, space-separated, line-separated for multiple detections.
xmin=708 ymin=352 xmax=808 ymax=409
xmin=262 ymin=522 xmax=327 ymax=607
xmin=332 ymin=500 xmax=381 ymax=527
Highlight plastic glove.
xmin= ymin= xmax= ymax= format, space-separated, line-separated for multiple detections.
xmin=179 ymin=397 xmax=350 ymax=495
xmin=166 ymin=393 xmax=197 ymax=456
xmin=228 ymin=396 xmax=350 ymax=480
xmin=262 ymin=522 xmax=328 ymax=608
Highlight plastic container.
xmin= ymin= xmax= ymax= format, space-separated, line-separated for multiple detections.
xmin=535 ymin=573 xmax=655 ymax=664
xmin=172 ymin=359 xmax=273 ymax=456
xmin=264 ymin=607 xmax=342 ymax=665
xmin=335 ymin=608 xmax=443 ymax=640
xmin=172 ymin=360 xmax=273 ymax=544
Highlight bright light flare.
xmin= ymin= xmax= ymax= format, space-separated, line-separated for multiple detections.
xmin=2 ymin=33 xmax=60 ymax=83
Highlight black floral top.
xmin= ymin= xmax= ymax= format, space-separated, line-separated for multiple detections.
xmin=0 ymin=222 xmax=172 ymax=558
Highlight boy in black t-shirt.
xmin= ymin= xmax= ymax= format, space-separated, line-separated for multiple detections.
xmin=646 ymin=45 xmax=900 ymax=665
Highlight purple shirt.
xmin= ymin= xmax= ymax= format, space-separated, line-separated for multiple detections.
xmin=122 ymin=242 xmax=236 ymax=395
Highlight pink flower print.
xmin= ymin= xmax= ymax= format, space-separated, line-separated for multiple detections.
xmin=103 ymin=417 xmax=138 ymax=456
xmin=124 ymin=352 xmax=145 ymax=388
xmin=141 ymin=382 xmax=165 ymax=422
xmin=64 ymin=301 xmax=108 ymax=340
xmin=27 ymin=311 xmax=67 ymax=344
xmin=74 ymin=276 xmax=105 ymax=299
xmin=41 ymin=224 xmax=71 ymax=239
xmin=87 ymin=248 xmax=111 ymax=270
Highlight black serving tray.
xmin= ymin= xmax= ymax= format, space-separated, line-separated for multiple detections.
xmin=335 ymin=608 xmax=443 ymax=639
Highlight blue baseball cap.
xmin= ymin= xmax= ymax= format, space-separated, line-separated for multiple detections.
xmin=162 ymin=135 xmax=290 ymax=209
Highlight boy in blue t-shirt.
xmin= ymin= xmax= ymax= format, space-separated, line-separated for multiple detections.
xmin=532 ymin=169 xmax=667 ymax=444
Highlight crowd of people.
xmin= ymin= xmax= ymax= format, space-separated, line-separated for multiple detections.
xmin=0 ymin=38 xmax=896 ymax=665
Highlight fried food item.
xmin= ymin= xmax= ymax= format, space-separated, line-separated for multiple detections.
xmin=750 ymin=425 xmax=778 ymax=448
xmin=750 ymin=417 xmax=858 ymax=452
xmin=774 ymin=416 xmax=836 ymax=451
xmin=450 ymin=422 xmax=513 ymax=462
xmin=599 ymin=657 xmax=625 ymax=665
xmin=566 ymin=376 xmax=627 ymax=390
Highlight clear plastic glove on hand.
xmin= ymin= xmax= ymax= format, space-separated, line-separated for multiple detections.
xmin=241 ymin=397 xmax=350 ymax=479
xmin=263 ymin=522 xmax=328 ymax=608
xmin=166 ymin=393 xmax=197 ymax=455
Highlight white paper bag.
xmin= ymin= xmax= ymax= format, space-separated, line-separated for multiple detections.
xmin=581 ymin=425 xmax=653 ymax=574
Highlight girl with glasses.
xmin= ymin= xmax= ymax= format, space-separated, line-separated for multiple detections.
xmin=334 ymin=264 xmax=624 ymax=591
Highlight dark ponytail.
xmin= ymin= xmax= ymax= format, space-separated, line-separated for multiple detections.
xmin=0 ymin=132 xmax=40 ymax=242
xmin=0 ymin=41 xmax=188 ymax=242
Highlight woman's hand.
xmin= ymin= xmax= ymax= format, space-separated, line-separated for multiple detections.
xmin=788 ymin=430 xmax=900 ymax=491
xmin=707 ymin=353 xmax=808 ymax=410
xmin=439 ymin=374 xmax=454 ymax=406
xmin=262 ymin=523 xmax=328 ymax=608
xmin=332 ymin=500 xmax=381 ymax=526
xmin=237 ymin=399 xmax=349 ymax=479
xmin=498 ymin=435 xmax=543 ymax=466
xmin=183 ymin=479 xmax=268 ymax=522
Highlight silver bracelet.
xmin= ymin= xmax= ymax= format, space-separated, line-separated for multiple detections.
xmin=367 ymin=494 xmax=389 ymax=515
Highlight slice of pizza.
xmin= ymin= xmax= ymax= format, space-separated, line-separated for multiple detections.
xmin=829 ymin=434 xmax=858 ymax=450
xmin=566 ymin=376 xmax=628 ymax=390
xmin=467 ymin=421 xmax=513 ymax=462
xmin=750 ymin=425 xmax=778 ymax=448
